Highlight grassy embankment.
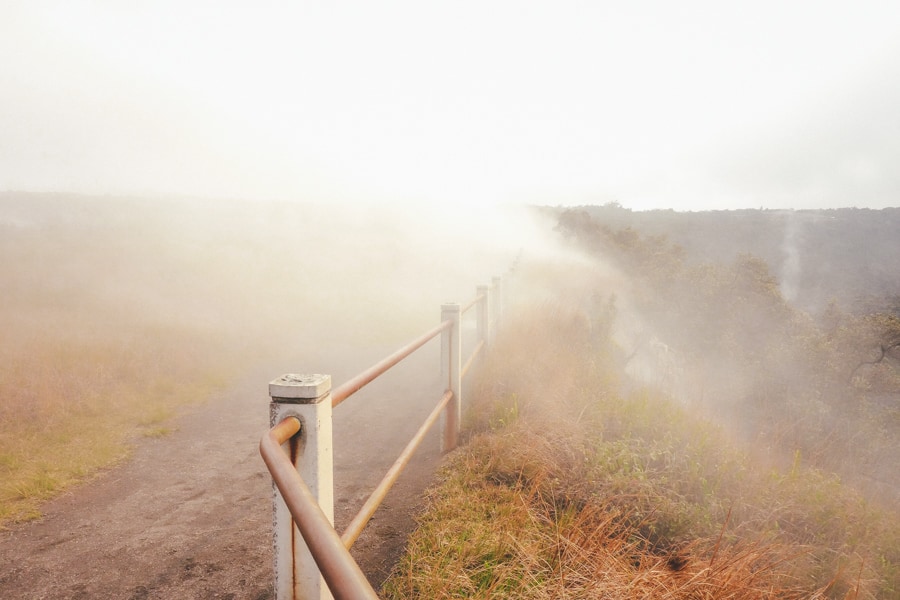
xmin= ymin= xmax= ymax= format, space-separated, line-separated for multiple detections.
xmin=383 ymin=272 xmax=900 ymax=598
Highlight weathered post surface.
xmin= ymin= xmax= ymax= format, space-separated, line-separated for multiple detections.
xmin=440 ymin=303 xmax=462 ymax=452
xmin=269 ymin=374 xmax=335 ymax=600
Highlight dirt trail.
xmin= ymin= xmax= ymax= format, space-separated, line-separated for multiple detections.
xmin=0 ymin=343 xmax=445 ymax=599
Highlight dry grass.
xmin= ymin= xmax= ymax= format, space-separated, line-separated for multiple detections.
xmin=383 ymin=276 xmax=900 ymax=599
xmin=387 ymin=439 xmax=829 ymax=599
xmin=0 ymin=195 xmax=249 ymax=526
xmin=0 ymin=192 xmax=520 ymax=528
xmin=0 ymin=317 xmax=232 ymax=525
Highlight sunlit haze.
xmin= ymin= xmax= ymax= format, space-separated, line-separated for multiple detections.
xmin=2 ymin=1 xmax=899 ymax=210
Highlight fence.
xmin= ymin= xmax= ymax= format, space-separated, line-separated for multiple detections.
xmin=259 ymin=275 xmax=507 ymax=599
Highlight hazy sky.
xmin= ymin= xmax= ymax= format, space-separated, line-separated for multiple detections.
xmin=2 ymin=1 xmax=899 ymax=211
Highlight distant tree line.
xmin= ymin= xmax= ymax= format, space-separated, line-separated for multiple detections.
xmin=553 ymin=207 xmax=900 ymax=503
xmin=548 ymin=202 xmax=900 ymax=316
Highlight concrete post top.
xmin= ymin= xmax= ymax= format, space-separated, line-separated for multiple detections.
xmin=269 ymin=373 xmax=332 ymax=402
xmin=441 ymin=302 xmax=461 ymax=312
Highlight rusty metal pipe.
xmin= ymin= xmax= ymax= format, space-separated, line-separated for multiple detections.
xmin=341 ymin=390 xmax=454 ymax=550
xmin=331 ymin=319 xmax=452 ymax=408
xmin=461 ymin=293 xmax=484 ymax=315
xmin=260 ymin=417 xmax=379 ymax=600
xmin=461 ymin=339 xmax=486 ymax=380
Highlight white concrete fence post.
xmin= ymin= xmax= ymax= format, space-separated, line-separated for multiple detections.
xmin=268 ymin=374 xmax=335 ymax=600
xmin=440 ymin=303 xmax=462 ymax=452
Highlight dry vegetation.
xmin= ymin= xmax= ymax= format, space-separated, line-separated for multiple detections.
xmin=0 ymin=194 xmax=332 ymax=525
xmin=0 ymin=192 xmax=519 ymax=528
xmin=383 ymin=259 xmax=900 ymax=599
xmin=0 ymin=321 xmax=230 ymax=523
xmin=5 ymin=193 xmax=899 ymax=596
xmin=0 ymin=195 xmax=252 ymax=525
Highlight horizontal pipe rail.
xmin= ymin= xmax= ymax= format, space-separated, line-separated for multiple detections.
xmin=331 ymin=319 xmax=453 ymax=408
xmin=461 ymin=293 xmax=485 ymax=315
xmin=461 ymin=339 xmax=486 ymax=380
xmin=263 ymin=281 xmax=506 ymax=599
xmin=260 ymin=417 xmax=379 ymax=600
xmin=340 ymin=389 xmax=454 ymax=550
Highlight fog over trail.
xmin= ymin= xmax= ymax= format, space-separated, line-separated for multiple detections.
xmin=3 ymin=193 xmax=898 ymax=597
xmin=0 ymin=193 xmax=548 ymax=348
xmin=0 ymin=192 xmax=562 ymax=597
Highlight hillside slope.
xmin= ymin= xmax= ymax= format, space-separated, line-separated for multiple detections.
xmin=384 ymin=245 xmax=900 ymax=599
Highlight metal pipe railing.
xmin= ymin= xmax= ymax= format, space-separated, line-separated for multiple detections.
xmin=331 ymin=319 xmax=452 ymax=408
xmin=260 ymin=417 xmax=379 ymax=600
xmin=461 ymin=292 xmax=485 ymax=315
xmin=263 ymin=274 xmax=510 ymax=599
xmin=341 ymin=389 xmax=454 ymax=549
xmin=461 ymin=339 xmax=486 ymax=380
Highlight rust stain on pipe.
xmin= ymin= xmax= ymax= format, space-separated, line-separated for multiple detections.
xmin=260 ymin=417 xmax=379 ymax=600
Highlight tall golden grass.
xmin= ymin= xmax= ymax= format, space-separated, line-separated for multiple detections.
xmin=0 ymin=310 xmax=233 ymax=524
xmin=0 ymin=196 xmax=260 ymax=525
xmin=383 ymin=271 xmax=900 ymax=599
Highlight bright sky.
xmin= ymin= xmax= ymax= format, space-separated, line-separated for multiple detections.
xmin=1 ymin=1 xmax=899 ymax=211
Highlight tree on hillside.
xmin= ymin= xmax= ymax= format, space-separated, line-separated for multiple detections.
xmin=554 ymin=208 xmax=900 ymax=490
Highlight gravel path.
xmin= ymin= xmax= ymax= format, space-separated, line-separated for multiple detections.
xmin=0 ymin=343 xmax=444 ymax=599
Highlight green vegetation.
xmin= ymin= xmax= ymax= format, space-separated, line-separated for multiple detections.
xmin=384 ymin=299 xmax=899 ymax=599
xmin=552 ymin=203 xmax=900 ymax=315
xmin=384 ymin=210 xmax=900 ymax=598
xmin=554 ymin=208 xmax=900 ymax=498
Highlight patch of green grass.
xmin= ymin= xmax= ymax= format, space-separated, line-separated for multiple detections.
xmin=384 ymin=301 xmax=900 ymax=599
